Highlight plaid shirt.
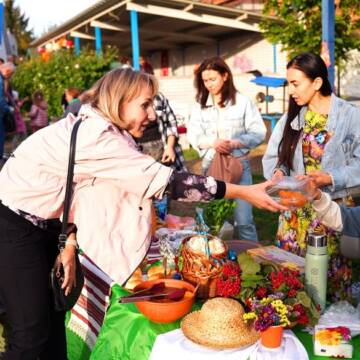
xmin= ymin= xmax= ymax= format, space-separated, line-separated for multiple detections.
xmin=154 ymin=93 xmax=186 ymax=171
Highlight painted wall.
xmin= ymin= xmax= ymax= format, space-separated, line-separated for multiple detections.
xmin=148 ymin=33 xmax=287 ymax=78
xmin=148 ymin=34 xmax=288 ymax=120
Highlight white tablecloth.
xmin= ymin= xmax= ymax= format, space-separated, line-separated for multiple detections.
xmin=150 ymin=329 xmax=309 ymax=360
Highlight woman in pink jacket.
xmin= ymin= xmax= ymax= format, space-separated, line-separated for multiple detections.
xmin=0 ymin=68 xmax=284 ymax=359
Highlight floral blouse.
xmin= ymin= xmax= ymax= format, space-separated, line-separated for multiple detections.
xmin=10 ymin=172 xmax=226 ymax=229
xmin=166 ymin=171 xmax=225 ymax=202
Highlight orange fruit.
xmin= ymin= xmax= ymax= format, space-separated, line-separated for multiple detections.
xmin=278 ymin=190 xmax=307 ymax=207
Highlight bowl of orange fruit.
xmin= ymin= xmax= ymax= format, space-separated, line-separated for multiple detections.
xmin=267 ymin=176 xmax=312 ymax=209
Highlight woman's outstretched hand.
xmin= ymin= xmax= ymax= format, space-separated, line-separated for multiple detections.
xmin=225 ymin=180 xmax=288 ymax=212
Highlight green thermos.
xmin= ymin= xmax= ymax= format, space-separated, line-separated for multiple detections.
xmin=305 ymin=232 xmax=328 ymax=314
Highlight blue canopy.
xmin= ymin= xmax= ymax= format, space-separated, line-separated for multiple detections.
xmin=251 ymin=76 xmax=287 ymax=88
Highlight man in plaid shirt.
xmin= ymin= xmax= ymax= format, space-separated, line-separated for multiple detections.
xmin=138 ymin=92 xmax=186 ymax=172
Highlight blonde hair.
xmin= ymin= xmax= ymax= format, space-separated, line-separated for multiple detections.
xmin=82 ymin=68 xmax=158 ymax=129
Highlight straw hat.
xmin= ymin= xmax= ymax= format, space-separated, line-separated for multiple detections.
xmin=181 ymin=297 xmax=259 ymax=349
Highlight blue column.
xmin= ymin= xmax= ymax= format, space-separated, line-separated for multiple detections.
xmin=74 ymin=37 xmax=80 ymax=55
xmin=95 ymin=26 xmax=102 ymax=55
xmin=130 ymin=10 xmax=140 ymax=70
xmin=0 ymin=2 xmax=4 ymax=46
xmin=272 ymin=44 xmax=277 ymax=73
xmin=322 ymin=0 xmax=335 ymax=88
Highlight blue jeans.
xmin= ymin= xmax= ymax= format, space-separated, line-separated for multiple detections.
xmin=233 ymin=159 xmax=258 ymax=241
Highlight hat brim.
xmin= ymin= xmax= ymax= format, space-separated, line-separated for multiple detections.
xmin=181 ymin=311 xmax=259 ymax=350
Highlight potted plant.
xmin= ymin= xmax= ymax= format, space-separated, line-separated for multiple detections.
xmin=243 ymin=297 xmax=290 ymax=348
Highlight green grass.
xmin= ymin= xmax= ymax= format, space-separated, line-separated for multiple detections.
xmin=183 ymin=147 xmax=200 ymax=162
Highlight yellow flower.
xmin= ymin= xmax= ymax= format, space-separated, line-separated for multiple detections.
xmin=315 ymin=330 xmax=342 ymax=346
xmin=260 ymin=297 xmax=271 ymax=305
xmin=243 ymin=312 xmax=257 ymax=322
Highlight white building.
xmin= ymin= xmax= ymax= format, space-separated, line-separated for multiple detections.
xmin=30 ymin=0 xmax=288 ymax=120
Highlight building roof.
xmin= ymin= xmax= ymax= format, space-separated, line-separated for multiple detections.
xmin=30 ymin=0 xmax=279 ymax=52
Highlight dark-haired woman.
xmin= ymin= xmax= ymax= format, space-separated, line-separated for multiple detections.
xmin=263 ymin=52 xmax=360 ymax=302
xmin=188 ymin=57 xmax=266 ymax=241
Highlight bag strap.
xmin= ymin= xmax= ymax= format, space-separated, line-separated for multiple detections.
xmin=58 ymin=119 xmax=83 ymax=250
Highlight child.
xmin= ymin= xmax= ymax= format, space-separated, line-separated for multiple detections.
xmin=29 ymin=90 xmax=48 ymax=133
xmin=11 ymin=90 xmax=27 ymax=151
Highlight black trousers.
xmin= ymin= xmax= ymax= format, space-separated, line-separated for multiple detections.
xmin=0 ymin=203 xmax=67 ymax=360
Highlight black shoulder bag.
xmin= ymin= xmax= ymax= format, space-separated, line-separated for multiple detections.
xmin=50 ymin=119 xmax=84 ymax=311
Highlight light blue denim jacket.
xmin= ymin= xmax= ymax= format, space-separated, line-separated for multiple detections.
xmin=262 ymin=94 xmax=360 ymax=199
xmin=187 ymin=91 xmax=266 ymax=170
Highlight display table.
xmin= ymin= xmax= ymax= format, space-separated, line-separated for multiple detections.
xmin=66 ymin=284 xmax=360 ymax=360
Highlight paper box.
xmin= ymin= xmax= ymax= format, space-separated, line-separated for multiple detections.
xmin=314 ymin=325 xmax=353 ymax=358
xmin=247 ymin=245 xmax=305 ymax=274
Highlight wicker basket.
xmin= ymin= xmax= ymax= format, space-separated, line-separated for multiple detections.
xmin=180 ymin=235 xmax=228 ymax=299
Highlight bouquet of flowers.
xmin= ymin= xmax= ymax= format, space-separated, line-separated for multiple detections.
xmin=243 ymin=297 xmax=290 ymax=331
xmin=215 ymin=252 xmax=320 ymax=326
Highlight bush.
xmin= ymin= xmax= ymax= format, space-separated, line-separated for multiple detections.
xmin=12 ymin=48 xmax=118 ymax=118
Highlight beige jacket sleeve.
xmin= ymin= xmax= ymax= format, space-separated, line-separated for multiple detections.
xmin=311 ymin=192 xmax=343 ymax=232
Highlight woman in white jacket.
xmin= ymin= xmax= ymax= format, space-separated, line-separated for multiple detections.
xmin=187 ymin=57 xmax=266 ymax=241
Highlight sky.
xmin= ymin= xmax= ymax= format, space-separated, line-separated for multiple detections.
xmin=15 ymin=0 xmax=98 ymax=37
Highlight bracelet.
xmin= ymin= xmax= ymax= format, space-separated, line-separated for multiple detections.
xmin=65 ymin=239 xmax=78 ymax=248
xmin=66 ymin=223 xmax=77 ymax=236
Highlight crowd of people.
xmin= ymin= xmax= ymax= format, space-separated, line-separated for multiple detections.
xmin=0 ymin=57 xmax=51 ymax=164
xmin=0 ymin=52 xmax=360 ymax=360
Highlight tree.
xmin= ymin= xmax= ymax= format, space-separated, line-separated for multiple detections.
xmin=4 ymin=0 xmax=34 ymax=55
xmin=12 ymin=48 xmax=118 ymax=117
xmin=260 ymin=0 xmax=360 ymax=66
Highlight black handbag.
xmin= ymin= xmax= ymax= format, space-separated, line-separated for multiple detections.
xmin=50 ymin=119 xmax=84 ymax=312
xmin=4 ymin=110 xmax=16 ymax=133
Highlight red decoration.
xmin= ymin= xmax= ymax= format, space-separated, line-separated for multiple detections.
xmin=177 ymin=125 xmax=187 ymax=134
xmin=37 ymin=47 xmax=45 ymax=54
xmin=66 ymin=40 xmax=74 ymax=48
xmin=160 ymin=50 xmax=169 ymax=77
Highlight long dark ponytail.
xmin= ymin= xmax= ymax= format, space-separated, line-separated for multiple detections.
xmin=278 ymin=52 xmax=332 ymax=170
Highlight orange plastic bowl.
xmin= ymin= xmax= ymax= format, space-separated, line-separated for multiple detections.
xmin=133 ymin=279 xmax=196 ymax=323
